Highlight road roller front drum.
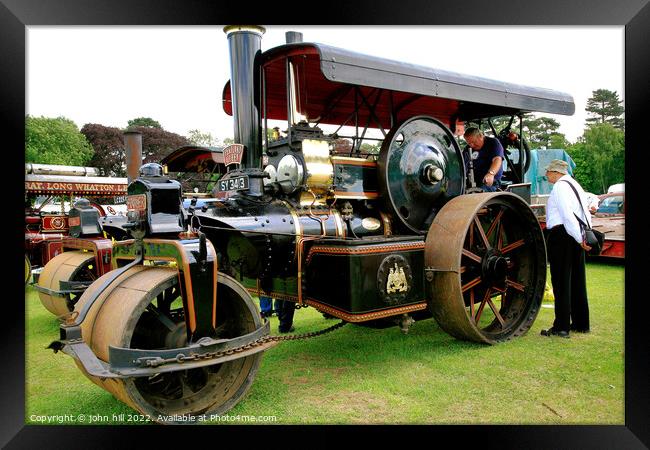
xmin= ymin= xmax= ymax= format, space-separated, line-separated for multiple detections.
xmin=425 ymin=192 xmax=546 ymax=344
xmin=72 ymin=266 xmax=263 ymax=423
xmin=36 ymin=251 xmax=96 ymax=317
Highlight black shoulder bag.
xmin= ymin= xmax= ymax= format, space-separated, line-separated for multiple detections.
xmin=562 ymin=180 xmax=605 ymax=256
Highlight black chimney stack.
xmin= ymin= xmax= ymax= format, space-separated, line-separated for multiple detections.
xmin=223 ymin=25 xmax=265 ymax=169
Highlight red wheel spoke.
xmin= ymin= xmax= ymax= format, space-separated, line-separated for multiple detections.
xmin=486 ymin=297 xmax=505 ymax=327
xmin=473 ymin=216 xmax=491 ymax=250
xmin=497 ymin=223 xmax=504 ymax=251
xmin=501 ymin=239 xmax=525 ymax=254
xmin=460 ymin=266 xmax=467 ymax=274
xmin=491 ymin=285 xmax=506 ymax=294
xmin=469 ymin=221 xmax=474 ymax=248
xmin=462 ymin=249 xmax=482 ymax=263
xmin=506 ymin=278 xmax=526 ymax=292
xmin=486 ymin=209 xmax=504 ymax=242
xmin=462 ymin=276 xmax=482 ymax=293
xmin=469 ymin=288 xmax=475 ymax=319
xmin=474 ymin=288 xmax=491 ymax=324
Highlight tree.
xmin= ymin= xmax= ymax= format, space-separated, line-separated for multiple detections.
xmin=25 ymin=115 xmax=94 ymax=166
xmin=567 ymin=123 xmax=624 ymax=194
xmin=359 ymin=142 xmax=381 ymax=154
xmin=187 ymin=129 xmax=216 ymax=147
xmin=470 ymin=114 xmax=570 ymax=149
xmin=81 ymin=123 xmax=126 ymax=177
xmin=566 ymin=142 xmax=599 ymax=194
xmin=585 ymin=89 xmax=625 ymax=130
xmin=548 ymin=132 xmax=571 ymax=149
xmin=521 ymin=116 xmax=565 ymax=149
xmin=127 ymin=117 xmax=162 ymax=129
xmin=130 ymin=126 xmax=190 ymax=163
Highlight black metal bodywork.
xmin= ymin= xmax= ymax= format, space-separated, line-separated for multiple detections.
xmin=186 ymin=30 xmax=575 ymax=324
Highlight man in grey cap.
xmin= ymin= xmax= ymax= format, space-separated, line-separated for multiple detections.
xmin=541 ymin=159 xmax=591 ymax=338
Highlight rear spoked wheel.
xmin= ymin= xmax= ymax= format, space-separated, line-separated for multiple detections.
xmin=425 ymin=192 xmax=546 ymax=344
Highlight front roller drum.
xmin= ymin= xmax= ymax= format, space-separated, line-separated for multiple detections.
xmin=37 ymin=251 xmax=96 ymax=316
xmin=425 ymin=192 xmax=546 ymax=344
xmin=72 ymin=266 xmax=262 ymax=423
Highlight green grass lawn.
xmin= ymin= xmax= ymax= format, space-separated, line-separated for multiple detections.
xmin=25 ymin=261 xmax=624 ymax=425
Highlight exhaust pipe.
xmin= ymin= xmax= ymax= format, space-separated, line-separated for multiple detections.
xmin=123 ymin=131 xmax=143 ymax=183
xmin=285 ymin=31 xmax=303 ymax=44
xmin=223 ymin=25 xmax=265 ymax=169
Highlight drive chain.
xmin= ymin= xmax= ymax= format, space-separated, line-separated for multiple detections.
xmin=142 ymin=320 xmax=347 ymax=368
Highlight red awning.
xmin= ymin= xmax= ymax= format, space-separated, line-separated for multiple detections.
xmin=222 ymin=43 xmax=574 ymax=130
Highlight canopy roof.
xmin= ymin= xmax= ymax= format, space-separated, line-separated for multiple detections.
xmin=160 ymin=146 xmax=224 ymax=173
xmin=223 ymin=42 xmax=575 ymax=129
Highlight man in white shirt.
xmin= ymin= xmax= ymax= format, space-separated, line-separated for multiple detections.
xmin=541 ymin=159 xmax=591 ymax=338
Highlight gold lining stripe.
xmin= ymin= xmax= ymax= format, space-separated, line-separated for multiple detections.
xmin=245 ymin=287 xmax=428 ymax=323
xmin=305 ymin=241 xmax=424 ymax=266
xmin=304 ymin=299 xmax=428 ymax=322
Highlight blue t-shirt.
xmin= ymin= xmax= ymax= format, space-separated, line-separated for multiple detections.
xmin=472 ymin=136 xmax=504 ymax=184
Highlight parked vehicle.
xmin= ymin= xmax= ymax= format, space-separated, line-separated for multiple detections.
xmin=596 ymin=192 xmax=625 ymax=216
xmin=607 ymin=183 xmax=624 ymax=194
xmin=590 ymin=192 xmax=625 ymax=259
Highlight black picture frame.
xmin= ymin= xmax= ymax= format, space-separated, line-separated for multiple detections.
xmin=4 ymin=0 xmax=648 ymax=447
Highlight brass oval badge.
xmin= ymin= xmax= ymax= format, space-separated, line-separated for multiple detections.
xmin=361 ymin=217 xmax=381 ymax=231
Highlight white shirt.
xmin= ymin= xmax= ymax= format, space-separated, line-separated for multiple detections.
xmin=546 ymin=174 xmax=592 ymax=244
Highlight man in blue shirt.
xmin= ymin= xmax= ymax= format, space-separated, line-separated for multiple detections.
xmin=463 ymin=127 xmax=504 ymax=192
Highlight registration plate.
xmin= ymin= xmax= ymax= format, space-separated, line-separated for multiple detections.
xmin=218 ymin=175 xmax=249 ymax=192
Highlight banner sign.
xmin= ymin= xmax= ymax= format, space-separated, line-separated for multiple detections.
xmin=223 ymin=144 xmax=245 ymax=166
xmin=25 ymin=181 xmax=127 ymax=195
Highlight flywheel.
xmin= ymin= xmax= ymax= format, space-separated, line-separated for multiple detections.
xmin=378 ymin=115 xmax=465 ymax=234
xmin=425 ymin=192 xmax=546 ymax=344
xmin=73 ymin=266 xmax=262 ymax=423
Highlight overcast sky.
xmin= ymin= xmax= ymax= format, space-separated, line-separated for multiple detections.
xmin=27 ymin=26 xmax=624 ymax=144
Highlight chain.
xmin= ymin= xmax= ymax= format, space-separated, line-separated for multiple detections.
xmin=141 ymin=320 xmax=347 ymax=368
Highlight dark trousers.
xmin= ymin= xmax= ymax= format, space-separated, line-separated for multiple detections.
xmin=275 ymin=299 xmax=295 ymax=332
xmin=547 ymin=225 xmax=590 ymax=332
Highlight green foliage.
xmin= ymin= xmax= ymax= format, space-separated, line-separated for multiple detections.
xmin=548 ymin=133 xmax=571 ymax=149
xmin=127 ymin=117 xmax=162 ymax=129
xmin=359 ymin=142 xmax=381 ymax=154
xmin=585 ymin=89 xmax=625 ymax=130
xmin=522 ymin=116 xmax=564 ymax=149
xmin=568 ymin=123 xmax=624 ymax=194
xmin=25 ymin=116 xmax=94 ymax=166
xmin=470 ymin=114 xmax=570 ymax=149
xmin=187 ymin=129 xmax=216 ymax=147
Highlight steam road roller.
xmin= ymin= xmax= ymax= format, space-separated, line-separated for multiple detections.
xmin=31 ymin=132 xmax=140 ymax=317
xmin=48 ymin=26 xmax=575 ymax=423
